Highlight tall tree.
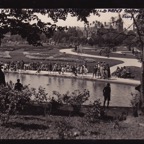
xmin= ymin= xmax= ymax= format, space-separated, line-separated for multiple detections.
xmin=0 ymin=8 xmax=100 ymax=46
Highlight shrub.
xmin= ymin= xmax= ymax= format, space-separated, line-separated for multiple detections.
xmin=0 ymin=81 xmax=32 ymax=125
xmin=131 ymin=92 xmax=141 ymax=117
xmin=31 ymin=87 xmax=63 ymax=116
xmin=53 ymin=89 xmax=90 ymax=115
xmin=55 ymin=117 xmax=74 ymax=139
xmin=85 ymin=99 xmax=105 ymax=123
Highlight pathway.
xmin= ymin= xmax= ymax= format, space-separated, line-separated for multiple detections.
xmin=60 ymin=48 xmax=141 ymax=73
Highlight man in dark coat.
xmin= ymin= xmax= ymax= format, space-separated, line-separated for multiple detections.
xmin=0 ymin=65 xmax=6 ymax=86
xmin=14 ymin=79 xmax=23 ymax=91
xmin=103 ymin=83 xmax=111 ymax=108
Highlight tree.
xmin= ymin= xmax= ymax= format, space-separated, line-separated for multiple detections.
xmin=130 ymin=10 xmax=144 ymax=107
xmin=0 ymin=8 xmax=100 ymax=46
xmin=123 ymin=30 xmax=136 ymax=50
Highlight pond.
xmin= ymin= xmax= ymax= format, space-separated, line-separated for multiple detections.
xmin=5 ymin=73 xmax=136 ymax=107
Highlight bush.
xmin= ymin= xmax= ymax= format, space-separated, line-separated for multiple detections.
xmin=55 ymin=117 xmax=74 ymax=139
xmin=85 ymin=99 xmax=105 ymax=123
xmin=131 ymin=92 xmax=141 ymax=117
xmin=0 ymin=81 xmax=32 ymax=125
xmin=0 ymin=81 xmax=65 ymax=125
xmin=53 ymin=89 xmax=90 ymax=115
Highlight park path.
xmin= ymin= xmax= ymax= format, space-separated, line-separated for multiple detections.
xmin=60 ymin=48 xmax=141 ymax=73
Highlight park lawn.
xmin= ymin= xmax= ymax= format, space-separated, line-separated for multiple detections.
xmin=127 ymin=66 xmax=141 ymax=81
xmin=112 ymin=66 xmax=141 ymax=81
xmin=0 ymin=48 xmax=123 ymax=73
xmin=82 ymin=49 xmax=136 ymax=59
xmin=0 ymin=46 xmax=141 ymax=80
xmin=0 ymin=43 xmax=68 ymax=51
xmin=0 ymin=107 xmax=144 ymax=139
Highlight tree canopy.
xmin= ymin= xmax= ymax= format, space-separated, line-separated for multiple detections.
xmin=0 ymin=8 xmax=144 ymax=48
xmin=0 ymin=8 xmax=100 ymax=46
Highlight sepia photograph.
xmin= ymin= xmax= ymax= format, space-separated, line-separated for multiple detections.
xmin=0 ymin=7 xmax=144 ymax=139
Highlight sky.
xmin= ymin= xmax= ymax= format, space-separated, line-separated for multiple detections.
xmin=36 ymin=9 xmax=136 ymax=30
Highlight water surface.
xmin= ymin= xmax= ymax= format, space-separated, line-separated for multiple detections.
xmin=5 ymin=73 xmax=135 ymax=107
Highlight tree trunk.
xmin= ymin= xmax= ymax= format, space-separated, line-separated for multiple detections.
xmin=131 ymin=13 xmax=144 ymax=106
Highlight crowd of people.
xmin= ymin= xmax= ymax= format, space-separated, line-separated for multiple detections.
xmin=1 ymin=60 xmax=89 ymax=76
xmin=1 ymin=60 xmax=111 ymax=78
xmin=92 ymin=62 xmax=111 ymax=79
xmin=1 ymin=60 xmax=137 ymax=80
xmin=112 ymin=66 xmax=135 ymax=78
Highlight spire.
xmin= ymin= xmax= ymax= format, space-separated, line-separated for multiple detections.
xmin=118 ymin=13 xmax=123 ymax=22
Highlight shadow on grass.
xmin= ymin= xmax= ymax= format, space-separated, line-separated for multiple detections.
xmin=20 ymin=109 xmax=84 ymax=117
xmin=19 ymin=116 xmax=46 ymax=122
xmin=19 ymin=105 xmax=84 ymax=117
xmin=4 ymin=122 xmax=48 ymax=131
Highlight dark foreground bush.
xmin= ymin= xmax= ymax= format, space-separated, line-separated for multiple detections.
xmin=0 ymin=81 xmax=32 ymax=125
xmin=53 ymin=89 xmax=90 ymax=115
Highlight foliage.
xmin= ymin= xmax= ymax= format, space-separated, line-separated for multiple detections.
xmin=0 ymin=8 xmax=142 ymax=48
xmin=131 ymin=92 xmax=141 ymax=117
xmin=52 ymin=26 xmax=83 ymax=45
xmin=53 ymin=89 xmax=90 ymax=114
xmin=55 ymin=117 xmax=75 ymax=139
xmin=31 ymin=86 xmax=62 ymax=116
xmin=0 ymin=82 xmax=63 ymax=125
xmin=131 ymin=92 xmax=141 ymax=108
xmin=85 ymin=99 xmax=105 ymax=123
xmin=32 ymin=86 xmax=48 ymax=103
xmin=0 ymin=81 xmax=32 ymax=124
xmin=0 ymin=9 xmax=100 ymax=46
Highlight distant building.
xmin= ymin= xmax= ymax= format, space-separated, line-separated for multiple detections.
xmin=83 ymin=14 xmax=123 ymax=38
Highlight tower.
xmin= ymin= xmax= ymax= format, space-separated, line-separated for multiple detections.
xmin=116 ymin=14 xmax=123 ymax=32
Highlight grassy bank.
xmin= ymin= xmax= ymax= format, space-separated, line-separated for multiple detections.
xmin=82 ymin=49 xmax=136 ymax=59
xmin=127 ymin=66 xmax=141 ymax=81
xmin=0 ymin=105 xmax=144 ymax=139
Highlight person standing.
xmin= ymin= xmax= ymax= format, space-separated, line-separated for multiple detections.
xmin=100 ymin=62 xmax=104 ymax=79
xmin=131 ymin=84 xmax=142 ymax=117
xmin=107 ymin=64 xmax=111 ymax=79
xmin=49 ymin=62 xmax=53 ymax=73
xmin=0 ymin=65 xmax=6 ymax=86
xmin=103 ymin=83 xmax=111 ymax=108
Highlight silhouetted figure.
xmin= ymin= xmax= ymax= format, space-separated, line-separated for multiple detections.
xmin=99 ymin=50 xmax=102 ymax=56
xmin=107 ymin=64 xmax=111 ymax=78
xmin=49 ymin=63 xmax=53 ymax=72
xmin=103 ymin=83 xmax=111 ymax=108
xmin=135 ymin=84 xmax=141 ymax=92
xmin=14 ymin=79 xmax=23 ymax=91
xmin=0 ymin=65 xmax=6 ymax=86
xmin=75 ymin=45 xmax=77 ymax=51
xmin=72 ymin=66 xmax=77 ymax=76
xmin=132 ymin=48 xmax=135 ymax=55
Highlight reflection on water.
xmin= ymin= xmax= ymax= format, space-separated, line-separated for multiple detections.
xmin=5 ymin=73 xmax=135 ymax=107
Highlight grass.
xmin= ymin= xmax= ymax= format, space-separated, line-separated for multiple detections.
xmin=0 ymin=51 xmax=11 ymax=58
xmin=0 ymin=45 xmax=141 ymax=78
xmin=0 ymin=47 xmax=123 ymax=73
xmin=112 ymin=66 xmax=141 ymax=81
xmin=127 ymin=66 xmax=141 ymax=81
xmin=0 ymin=106 xmax=144 ymax=139
xmin=82 ymin=49 xmax=136 ymax=59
